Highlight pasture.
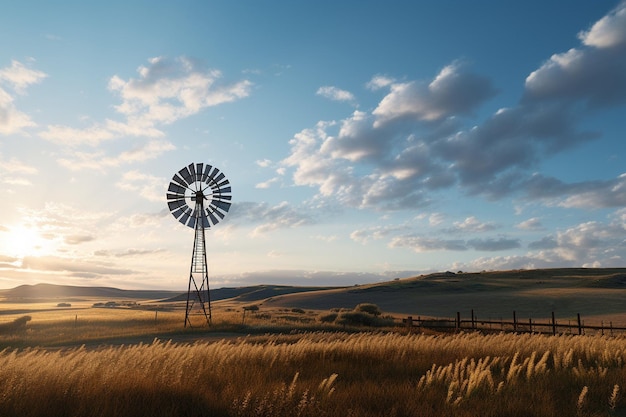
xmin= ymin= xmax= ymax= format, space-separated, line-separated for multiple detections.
xmin=2 ymin=268 xmax=626 ymax=416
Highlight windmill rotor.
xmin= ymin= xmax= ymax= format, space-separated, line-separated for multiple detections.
xmin=167 ymin=162 xmax=232 ymax=229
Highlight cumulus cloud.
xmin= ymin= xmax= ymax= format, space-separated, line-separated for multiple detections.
xmin=0 ymin=60 xmax=47 ymax=94
xmin=389 ymin=235 xmax=467 ymax=252
xmin=350 ymin=225 xmax=409 ymax=245
xmin=316 ymin=86 xmax=356 ymax=103
xmin=0 ymin=60 xmax=47 ymax=135
xmin=454 ymin=208 xmax=626 ymax=271
xmin=115 ymin=169 xmax=166 ymax=202
xmin=389 ymin=234 xmax=520 ymax=252
xmin=366 ymin=75 xmax=395 ymax=90
xmin=227 ymin=201 xmax=315 ymax=236
xmin=40 ymin=56 xmax=252 ymax=147
xmin=281 ymin=4 xmax=626 ymax=212
xmin=372 ymin=61 xmax=496 ymax=126
xmin=516 ymin=217 xmax=543 ymax=231
xmin=447 ymin=216 xmax=497 ymax=233
xmin=58 ymin=139 xmax=175 ymax=171
xmin=0 ymin=155 xmax=38 ymax=187
xmin=525 ymin=2 xmax=626 ymax=108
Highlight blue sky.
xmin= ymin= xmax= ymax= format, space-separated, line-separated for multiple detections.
xmin=0 ymin=1 xmax=625 ymax=290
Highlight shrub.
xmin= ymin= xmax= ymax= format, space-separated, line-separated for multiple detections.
xmin=354 ymin=303 xmax=382 ymax=316
xmin=336 ymin=311 xmax=394 ymax=327
xmin=0 ymin=316 xmax=31 ymax=333
xmin=291 ymin=308 xmax=305 ymax=314
xmin=319 ymin=313 xmax=338 ymax=323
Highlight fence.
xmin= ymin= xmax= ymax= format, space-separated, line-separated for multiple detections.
xmin=403 ymin=310 xmax=626 ymax=336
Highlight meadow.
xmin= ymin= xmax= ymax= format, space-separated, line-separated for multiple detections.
xmin=1 ymin=307 xmax=626 ymax=416
xmin=3 ymin=269 xmax=626 ymax=416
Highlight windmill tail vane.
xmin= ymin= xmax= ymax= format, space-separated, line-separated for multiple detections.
xmin=166 ymin=162 xmax=232 ymax=327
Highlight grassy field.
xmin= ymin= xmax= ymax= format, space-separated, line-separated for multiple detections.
xmin=2 ymin=268 xmax=626 ymax=416
xmin=1 ymin=326 xmax=626 ymax=416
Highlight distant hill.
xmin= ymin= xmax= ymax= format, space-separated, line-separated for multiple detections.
xmin=0 ymin=283 xmax=180 ymax=301
xmin=259 ymin=268 xmax=626 ymax=319
xmin=0 ymin=282 xmax=342 ymax=303
xmin=4 ymin=268 xmax=626 ymax=320
xmin=162 ymin=284 xmax=343 ymax=303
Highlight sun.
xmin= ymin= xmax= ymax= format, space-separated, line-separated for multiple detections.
xmin=1 ymin=225 xmax=54 ymax=259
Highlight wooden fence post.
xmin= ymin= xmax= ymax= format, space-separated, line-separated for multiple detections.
xmin=456 ymin=312 xmax=461 ymax=330
xmin=577 ymin=313 xmax=582 ymax=335
xmin=513 ymin=311 xmax=517 ymax=332
xmin=471 ymin=309 xmax=475 ymax=330
xmin=552 ymin=312 xmax=556 ymax=336
xmin=406 ymin=316 xmax=413 ymax=331
xmin=528 ymin=318 xmax=532 ymax=333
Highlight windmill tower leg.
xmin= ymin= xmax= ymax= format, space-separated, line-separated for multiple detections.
xmin=184 ymin=203 xmax=212 ymax=327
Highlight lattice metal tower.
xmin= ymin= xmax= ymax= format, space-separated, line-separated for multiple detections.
xmin=166 ymin=162 xmax=232 ymax=327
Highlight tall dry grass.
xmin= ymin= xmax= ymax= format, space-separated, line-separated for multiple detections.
xmin=1 ymin=331 xmax=626 ymax=416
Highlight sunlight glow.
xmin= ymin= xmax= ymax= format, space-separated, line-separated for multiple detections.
xmin=2 ymin=225 xmax=55 ymax=259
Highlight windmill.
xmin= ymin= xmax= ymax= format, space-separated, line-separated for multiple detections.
xmin=166 ymin=162 xmax=232 ymax=327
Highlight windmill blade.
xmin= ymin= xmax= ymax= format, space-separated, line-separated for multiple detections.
xmin=216 ymin=179 xmax=230 ymax=188
xmin=205 ymin=167 xmax=220 ymax=183
xmin=171 ymin=174 xmax=189 ymax=189
xmin=187 ymin=210 xmax=198 ymax=228
xmin=172 ymin=206 xmax=187 ymax=219
xmin=168 ymin=199 xmax=187 ymax=211
xmin=178 ymin=166 xmax=193 ymax=185
xmin=201 ymin=164 xmax=213 ymax=182
xmin=195 ymin=163 xmax=204 ymax=181
xmin=218 ymin=186 xmax=232 ymax=195
xmin=205 ymin=209 xmax=219 ymax=226
xmin=187 ymin=214 xmax=196 ymax=229
xmin=213 ymin=172 xmax=225 ymax=184
xmin=187 ymin=163 xmax=196 ymax=183
xmin=212 ymin=199 xmax=231 ymax=212
xmin=168 ymin=182 xmax=187 ymax=195
xmin=166 ymin=193 xmax=185 ymax=202
xmin=201 ymin=212 xmax=210 ymax=228
xmin=179 ymin=207 xmax=193 ymax=225
xmin=213 ymin=208 xmax=225 ymax=219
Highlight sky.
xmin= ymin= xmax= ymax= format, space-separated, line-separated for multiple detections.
xmin=0 ymin=1 xmax=625 ymax=290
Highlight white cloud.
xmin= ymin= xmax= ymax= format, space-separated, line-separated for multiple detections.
xmin=448 ymin=216 xmax=496 ymax=233
xmin=350 ymin=225 xmax=408 ymax=244
xmin=281 ymin=5 xmax=626 ymax=212
xmin=40 ymin=56 xmax=252 ymax=148
xmin=516 ymin=217 xmax=543 ymax=230
xmin=373 ymin=61 xmax=496 ymax=126
xmin=227 ymin=201 xmax=315 ymax=236
xmin=390 ymin=235 xmax=467 ymax=252
xmin=0 ymin=60 xmax=47 ymax=135
xmin=0 ymin=60 xmax=47 ymax=94
xmin=58 ymin=139 xmax=175 ymax=171
xmin=428 ymin=213 xmax=445 ymax=226
xmin=316 ymin=86 xmax=355 ymax=103
xmin=366 ymin=75 xmax=395 ymax=90
xmin=0 ymin=155 xmax=38 ymax=187
xmin=116 ymin=170 xmax=166 ymax=202
xmin=578 ymin=1 xmax=626 ymax=49
xmin=256 ymin=159 xmax=272 ymax=168
xmin=255 ymin=177 xmax=279 ymax=189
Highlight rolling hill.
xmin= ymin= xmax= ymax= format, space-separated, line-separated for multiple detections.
xmin=3 ymin=268 xmax=626 ymax=322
